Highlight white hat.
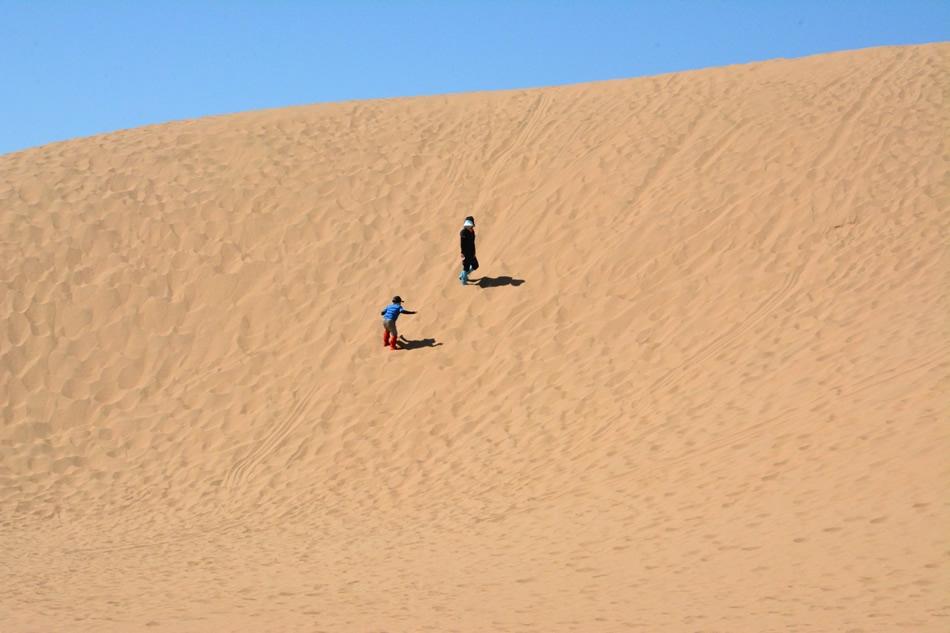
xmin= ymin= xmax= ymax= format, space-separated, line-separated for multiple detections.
xmin=463 ymin=219 xmax=474 ymax=227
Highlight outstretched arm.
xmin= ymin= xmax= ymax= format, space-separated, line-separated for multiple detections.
xmin=401 ymin=310 xmax=417 ymax=315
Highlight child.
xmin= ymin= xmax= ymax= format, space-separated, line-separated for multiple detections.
xmin=380 ymin=295 xmax=416 ymax=350
xmin=459 ymin=216 xmax=478 ymax=285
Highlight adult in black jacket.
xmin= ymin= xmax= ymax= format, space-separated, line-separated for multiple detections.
xmin=459 ymin=216 xmax=478 ymax=285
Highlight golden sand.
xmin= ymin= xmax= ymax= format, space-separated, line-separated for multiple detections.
xmin=1 ymin=44 xmax=948 ymax=632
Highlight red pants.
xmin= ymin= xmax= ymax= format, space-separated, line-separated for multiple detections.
xmin=383 ymin=323 xmax=397 ymax=349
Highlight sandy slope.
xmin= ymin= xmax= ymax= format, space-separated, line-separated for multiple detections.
xmin=1 ymin=44 xmax=948 ymax=632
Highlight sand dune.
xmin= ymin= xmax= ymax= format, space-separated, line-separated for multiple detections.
xmin=1 ymin=43 xmax=948 ymax=632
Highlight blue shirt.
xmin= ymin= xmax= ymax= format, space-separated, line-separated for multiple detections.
xmin=381 ymin=303 xmax=406 ymax=320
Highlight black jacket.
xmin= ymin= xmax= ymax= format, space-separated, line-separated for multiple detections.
xmin=460 ymin=228 xmax=476 ymax=257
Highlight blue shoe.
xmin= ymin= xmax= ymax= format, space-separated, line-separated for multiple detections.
xmin=460 ymin=270 xmax=468 ymax=285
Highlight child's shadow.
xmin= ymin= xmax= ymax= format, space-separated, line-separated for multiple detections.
xmin=398 ymin=336 xmax=443 ymax=350
xmin=476 ymin=275 xmax=525 ymax=288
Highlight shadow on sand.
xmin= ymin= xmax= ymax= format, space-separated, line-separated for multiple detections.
xmin=475 ymin=275 xmax=526 ymax=288
xmin=398 ymin=336 xmax=443 ymax=350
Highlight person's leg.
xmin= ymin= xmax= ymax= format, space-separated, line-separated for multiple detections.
xmin=389 ymin=321 xmax=398 ymax=350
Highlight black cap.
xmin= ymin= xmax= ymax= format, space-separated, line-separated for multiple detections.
xmin=392 ymin=295 xmax=403 ymax=303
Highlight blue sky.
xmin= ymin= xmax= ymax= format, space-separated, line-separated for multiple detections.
xmin=2 ymin=0 xmax=948 ymax=155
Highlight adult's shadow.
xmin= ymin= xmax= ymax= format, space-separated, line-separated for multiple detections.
xmin=476 ymin=275 xmax=525 ymax=288
xmin=398 ymin=336 xmax=443 ymax=350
